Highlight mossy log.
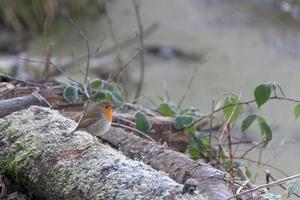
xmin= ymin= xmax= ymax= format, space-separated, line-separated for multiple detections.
xmin=97 ymin=128 xmax=234 ymax=200
xmin=0 ymin=106 xmax=205 ymax=200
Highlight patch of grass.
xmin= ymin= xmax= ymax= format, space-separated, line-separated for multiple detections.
xmin=0 ymin=0 xmax=104 ymax=33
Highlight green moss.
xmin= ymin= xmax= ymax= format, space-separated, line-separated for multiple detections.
xmin=6 ymin=126 xmax=18 ymax=138
xmin=0 ymin=133 xmax=42 ymax=186
xmin=0 ymin=120 xmax=11 ymax=132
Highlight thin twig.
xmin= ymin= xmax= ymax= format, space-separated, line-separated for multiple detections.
xmin=110 ymin=49 xmax=141 ymax=81
xmin=67 ymin=13 xmax=91 ymax=99
xmin=227 ymin=124 xmax=233 ymax=169
xmin=132 ymin=0 xmax=145 ymax=104
xmin=234 ymin=157 xmax=289 ymax=177
xmin=0 ymin=72 xmax=44 ymax=86
xmin=219 ymin=93 xmax=242 ymax=144
xmin=266 ymin=170 xmax=300 ymax=198
xmin=57 ymin=22 xmax=158 ymax=71
xmin=16 ymin=57 xmax=80 ymax=84
xmin=32 ymin=92 xmax=52 ymax=108
xmin=163 ymin=82 xmax=171 ymax=101
xmin=214 ymin=96 xmax=300 ymax=114
xmin=112 ymin=122 xmax=155 ymax=142
xmin=104 ymin=0 xmax=124 ymax=70
xmin=208 ymin=99 xmax=215 ymax=161
xmin=239 ymin=142 xmax=263 ymax=159
xmin=227 ymin=173 xmax=300 ymax=199
xmin=42 ymin=44 xmax=52 ymax=81
xmin=178 ymin=65 xmax=200 ymax=108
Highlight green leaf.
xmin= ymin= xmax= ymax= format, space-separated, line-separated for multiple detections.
xmin=135 ymin=111 xmax=151 ymax=133
xmin=93 ymin=91 xmax=106 ymax=102
xmin=187 ymin=126 xmax=197 ymax=137
xmin=111 ymin=91 xmax=124 ymax=104
xmin=104 ymin=82 xmax=124 ymax=104
xmin=173 ymin=115 xmax=193 ymax=129
xmin=180 ymin=107 xmax=205 ymax=117
xmin=63 ymin=85 xmax=79 ymax=103
xmin=223 ymin=95 xmax=243 ymax=123
xmin=294 ymin=104 xmax=300 ymax=119
xmin=187 ymin=145 xmax=200 ymax=160
xmin=104 ymin=90 xmax=113 ymax=101
xmin=195 ymin=135 xmax=209 ymax=157
xmin=272 ymin=82 xmax=285 ymax=97
xmin=257 ymin=116 xmax=272 ymax=147
xmin=254 ymin=83 xmax=272 ymax=108
xmin=93 ymin=90 xmax=114 ymax=102
xmin=90 ymin=79 xmax=102 ymax=90
xmin=286 ymin=179 xmax=300 ymax=198
xmin=260 ymin=192 xmax=282 ymax=200
xmin=159 ymin=102 xmax=178 ymax=116
xmin=241 ymin=114 xmax=257 ymax=132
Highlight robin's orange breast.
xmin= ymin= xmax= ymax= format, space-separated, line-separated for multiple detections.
xmin=103 ymin=106 xmax=113 ymax=123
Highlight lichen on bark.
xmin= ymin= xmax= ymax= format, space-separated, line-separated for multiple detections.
xmin=0 ymin=106 xmax=205 ymax=200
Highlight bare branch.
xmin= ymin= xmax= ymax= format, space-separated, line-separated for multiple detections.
xmin=16 ymin=56 xmax=80 ymax=85
xmin=228 ymin=173 xmax=300 ymax=199
xmin=112 ymin=122 xmax=155 ymax=142
xmin=50 ymin=22 xmax=158 ymax=75
xmin=266 ymin=170 xmax=300 ymax=198
xmin=67 ymin=13 xmax=91 ymax=98
xmin=178 ymin=65 xmax=201 ymax=108
xmin=104 ymin=0 xmax=123 ymax=68
xmin=69 ymin=19 xmax=90 ymax=82
xmin=110 ymin=49 xmax=140 ymax=81
xmin=132 ymin=0 xmax=145 ymax=104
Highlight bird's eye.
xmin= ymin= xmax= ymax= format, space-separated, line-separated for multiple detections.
xmin=105 ymin=105 xmax=109 ymax=109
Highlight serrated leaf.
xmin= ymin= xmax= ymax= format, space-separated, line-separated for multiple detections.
xmin=294 ymin=104 xmax=300 ymax=119
xmin=257 ymin=116 xmax=272 ymax=147
xmin=90 ymin=79 xmax=102 ymax=90
xmin=135 ymin=111 xmax=151 ymax=133
xmin=63 ymin=85 xmax=79 ymax=103
xmin=223 ymin=95 xmax=243 ymax=123
xmin=173 ymin=115 xmax=193 ymax=129
xmin=241 ymin=114 xmax=257 ymax=132
xmin=254 ymin=83 xmax=272 ymax=108
xmin=159 ymin=102 xmax=178 ymax=116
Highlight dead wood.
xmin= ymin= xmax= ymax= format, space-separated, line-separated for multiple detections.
xmin=0 ymin=94 xmax=48 ymax=118
xmin=97 ymin=127 xmax=235 ymax=200
xmin=0 ymin=81 xmax=201 ymax=152
xmin=0 ymin=106 xmax=205 ymax=200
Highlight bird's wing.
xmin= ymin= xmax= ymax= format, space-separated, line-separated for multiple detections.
xmin=76 ymin=105 xmax=100 ymax=128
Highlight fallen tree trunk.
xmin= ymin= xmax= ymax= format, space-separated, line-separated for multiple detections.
xmin=98 ymin=127 xmax=234 ymax=200
xmin=0 ymin=106 xmax=205 ymax=200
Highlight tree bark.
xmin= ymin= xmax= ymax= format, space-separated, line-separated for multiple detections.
xmin=0 ymin=94 xmax=48 ymax=118
xmin=97 ymin=127 xmax=235 ymax=200
xmin=0 ymin=106 xmax=205 ymax=200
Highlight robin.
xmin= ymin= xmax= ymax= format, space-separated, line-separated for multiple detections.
xmin=73 ymin=101 xmax=113 ymax=137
